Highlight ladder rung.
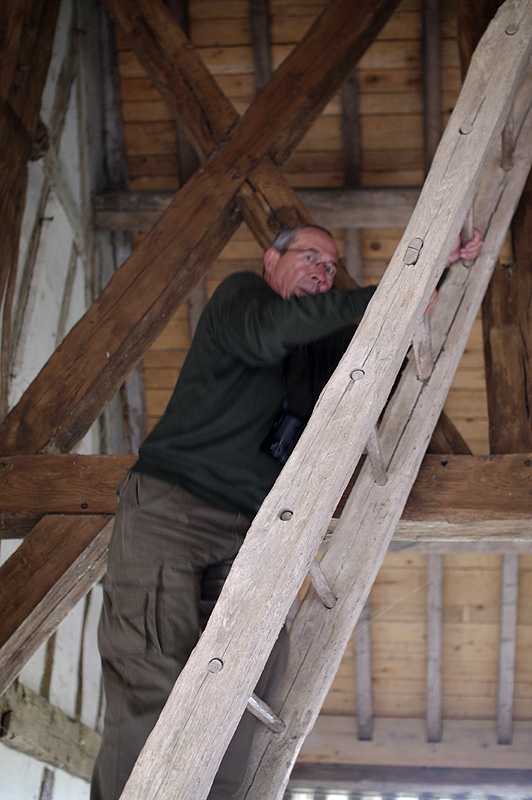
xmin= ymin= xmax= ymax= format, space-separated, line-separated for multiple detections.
xmin=412 ymin=314 xmax=433 ymax=383
xmin=365 ymin=425 xmax=388 ymax=485
xmin=246 ymin=692 xmax=285 ymax=733
xmin=308 ymin=558 xmax=337 ymax=608
xmin=461 ymin=207 xmax=475 ymax=266
xmin=501 ymin=109 xmax=514 ymax=171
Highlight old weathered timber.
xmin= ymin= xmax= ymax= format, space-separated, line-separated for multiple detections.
xmin=0 ymin=452 xmax=531 ymax=536
xmin=103 ymin=0 xmax=238 ymax=157
xmin=93 ymin=187 xmax=421 ymax=231
xmin=0 ymin=0 xmax=401 ymax=456
xmin=427 ymin=409 xmax=473 ymax=454
xmin=115 ymin=6 xmax=532 ymax=799
xmin=0 ymin=0 xmax=61 ymax=417
xmin=0 ymin=514 xmax=112 ymax=697
xmin=0 ymin=680 xmax=101 ymax=781
xmin=483 ymin=167 xmax=532 ymax=453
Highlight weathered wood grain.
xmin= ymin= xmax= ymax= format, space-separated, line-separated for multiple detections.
xmin=0 ymin=680 xmax=101 ymax=781
xmin=482 ymin=168 xmax=532 ymax=453
xmin=0 ymin=452 xmax=531 ymax=532
xmin=93 ymin=187 xmax=422 ymax=230
xmin=0 ymin=515 xmax=112 ymax=696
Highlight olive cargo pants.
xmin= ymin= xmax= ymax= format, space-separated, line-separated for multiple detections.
xmin=91 ymin=472 xmax=288 ymax=800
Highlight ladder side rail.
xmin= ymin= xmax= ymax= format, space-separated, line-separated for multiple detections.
xmin=118 ymin=5 xmax=532 ymax=799
xmin=244 ymin=96 xmax=532 ymax=795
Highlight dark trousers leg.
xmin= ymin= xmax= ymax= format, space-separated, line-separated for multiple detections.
xmin=90 ymin=473 xmax=289 ymax=800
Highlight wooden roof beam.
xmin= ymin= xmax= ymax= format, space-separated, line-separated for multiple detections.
xmin=93 ymin=187 xmax=421 ymax=230
xmin=1 ymin=452 xmax=531 ymax=536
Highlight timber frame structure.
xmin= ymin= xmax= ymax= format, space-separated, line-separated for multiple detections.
xmin=1 ymin=0 xmax=532 ymax=798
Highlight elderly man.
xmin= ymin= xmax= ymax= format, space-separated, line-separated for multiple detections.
xmin=91 ymin=223 xmax=482 ymax=800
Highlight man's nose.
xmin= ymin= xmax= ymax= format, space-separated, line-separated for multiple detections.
xmin=310 ymin=262 xmax=327 ymax=281
xmin=311 ymin=261 xmax=328 ymax=286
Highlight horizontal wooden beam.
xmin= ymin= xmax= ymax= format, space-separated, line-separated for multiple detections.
xmin=0 ymin=680 xmax=101 ymax=781
xmin=1 ymin=454 xmax=532 ymax=543
xmin=93 ymin=187 xmax=421 ymax=231
xmin=297 ymin=715 xmax=532 ymax=771
xmin=290 ymin=762 xmax=532 ymax=797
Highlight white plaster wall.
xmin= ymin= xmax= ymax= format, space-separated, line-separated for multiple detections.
xmin=0 ymin=0 xmax=115 ymax=794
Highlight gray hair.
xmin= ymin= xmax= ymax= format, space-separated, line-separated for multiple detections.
xmin=270 ymin=224 xmax=333 ymax=254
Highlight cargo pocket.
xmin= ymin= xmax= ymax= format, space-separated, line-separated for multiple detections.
xmin=98 ymin=564 xmax=162 ymax=659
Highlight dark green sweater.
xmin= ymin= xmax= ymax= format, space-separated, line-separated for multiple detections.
xmin=135 ymin=272 xmax=376 ymax=519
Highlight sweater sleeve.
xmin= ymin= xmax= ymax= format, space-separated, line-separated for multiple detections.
xmin=206 ymin=273 xmax=376 ymax=367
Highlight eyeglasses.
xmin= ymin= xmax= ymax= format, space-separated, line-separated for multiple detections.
xmin=282 ymin=248 xmax=338 ymax=278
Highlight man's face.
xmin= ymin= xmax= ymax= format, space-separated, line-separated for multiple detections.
xmin=263 ymin=227 xmax=339 ymax=300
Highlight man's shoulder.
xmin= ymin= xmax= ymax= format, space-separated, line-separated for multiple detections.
xmin=218 ymin=270 xmax=265 ymax=289
xmin=210 ymin=270 xmax=269 ymax=302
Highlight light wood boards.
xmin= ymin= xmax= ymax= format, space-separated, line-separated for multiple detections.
xmin=297 ymin=715 xmax=532 ymax=770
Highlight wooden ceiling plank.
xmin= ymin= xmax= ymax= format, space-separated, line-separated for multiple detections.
xmin=92 ymin=187 xmax=422 ymax=230
xmin=0 ymin=0 xmax=401 ymax=456
xmin=297 ymin=716 xmax=532 ymax=770
xmin=0 ymin=514 xmax=112 ymax=697
xmin=497 ymin=552 xmax=518 ymax=744
xmin=426 ymin=552 xmax=443 ymax=742
xmin=354 ymin=597 xmax=373 ymax=740
xmin=249 ymin=0 xmax=273 ymax=92
xmin=423 ymin=0 xmax=442 ymax=172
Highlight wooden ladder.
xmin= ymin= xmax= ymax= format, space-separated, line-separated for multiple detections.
xmin=119 ymin=4 xmax=532 ymax=799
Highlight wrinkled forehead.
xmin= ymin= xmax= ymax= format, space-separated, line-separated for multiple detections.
xmin=292 ymin=227 xmax=339 ymax=261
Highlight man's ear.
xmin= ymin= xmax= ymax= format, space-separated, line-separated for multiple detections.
xmin=263 ymin=247 xmax=279 ymax=279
